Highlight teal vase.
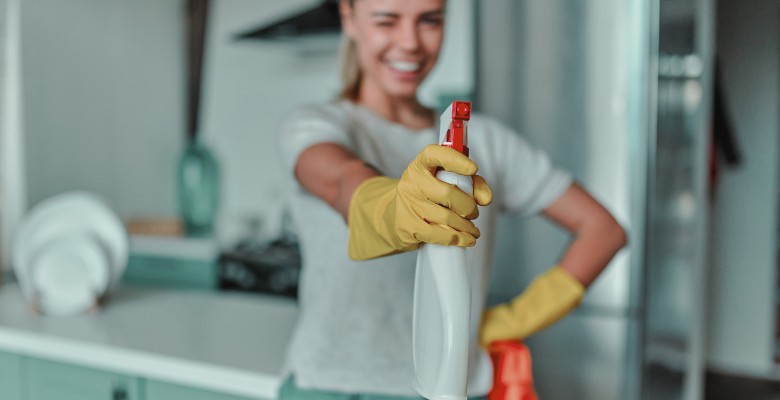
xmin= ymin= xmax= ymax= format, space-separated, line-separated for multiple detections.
xmin=177 ymin=138 xmax=220 ymax=236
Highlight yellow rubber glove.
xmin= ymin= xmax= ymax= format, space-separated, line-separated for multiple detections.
xmin=480 ymin=266 xmax=585 ymax=346
xmin=348 ymin=145 xmax=493 ymax=261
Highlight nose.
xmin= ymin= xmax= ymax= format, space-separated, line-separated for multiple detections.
xmin=396 ymin=21 xmax=421 ymax=52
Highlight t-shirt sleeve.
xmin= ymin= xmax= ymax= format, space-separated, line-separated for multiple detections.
xmin=490 ymin=120 xmax=573 ymax=216
xmin=279 ymin=103 xmax=353 ymax=180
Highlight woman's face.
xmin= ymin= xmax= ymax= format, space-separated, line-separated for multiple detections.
xmin=341 ymin=0 xmax=445 ymax=100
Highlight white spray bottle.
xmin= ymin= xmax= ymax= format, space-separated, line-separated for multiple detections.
xmin=413 ymin=101 xmax=473 ymax=400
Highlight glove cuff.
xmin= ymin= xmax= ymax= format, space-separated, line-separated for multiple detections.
xmin=347 ymin=176 xmax=406 ymax=260
xmin=544 ymin=265 xmax=586 ymax=302
xmin=509 ymin=265 xmax=585 ymax=340
xmin=480 ymin=265 xmax=586 ymax=346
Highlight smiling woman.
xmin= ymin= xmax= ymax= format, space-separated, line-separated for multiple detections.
xmin=339 ymin=0 xmax=445 ymax=104
xmin=277 ymin=0 xmax=625 ymax=399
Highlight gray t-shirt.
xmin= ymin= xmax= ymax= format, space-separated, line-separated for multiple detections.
xmin=279 ymin=100 xmax=572 ymax=397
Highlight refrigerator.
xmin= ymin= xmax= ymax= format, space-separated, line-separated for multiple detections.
xmin=476 ymin=1 xmax=715 ymax=399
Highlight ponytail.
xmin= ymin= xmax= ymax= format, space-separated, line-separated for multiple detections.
xmin=339 ymin=1 xmax=361 ymax=101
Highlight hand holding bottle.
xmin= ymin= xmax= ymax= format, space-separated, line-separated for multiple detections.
xmin=348 ymin=144 xmax=492 ymax=261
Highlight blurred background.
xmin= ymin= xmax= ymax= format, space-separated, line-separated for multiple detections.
xmin=0 ymin=0 xmax=778 ymax=399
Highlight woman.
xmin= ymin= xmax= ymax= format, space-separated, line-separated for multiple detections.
xmin=278 ymin=0 xmax=627 ymax=399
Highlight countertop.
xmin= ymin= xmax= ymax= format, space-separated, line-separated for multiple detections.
xmin=0 ymin=283 xmax=299 ymax=399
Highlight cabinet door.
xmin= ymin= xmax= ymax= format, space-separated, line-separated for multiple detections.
xmin=26 ymin=358 xmax=140 ymax=400
xmin=145 ymin=379 xmax=258 ymax=400
xmin=124 ymin=255 xmax=217 ymax=290
xmin=0 ymin=351 xmax=24 ymax=400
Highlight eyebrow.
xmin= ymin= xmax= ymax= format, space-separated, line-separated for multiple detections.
xmin=371 ymin=9 xmax=445 ymax=19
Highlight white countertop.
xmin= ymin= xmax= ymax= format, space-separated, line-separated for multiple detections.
xmin=0 ymin=283 xmax=298 ymax=399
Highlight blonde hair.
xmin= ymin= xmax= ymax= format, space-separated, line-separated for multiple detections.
xmin=339 ymin=0 xmax=361 ymax=101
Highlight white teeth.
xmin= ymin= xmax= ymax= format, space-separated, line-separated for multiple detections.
xmin=389 ymin=60 xmax=420 ymax=72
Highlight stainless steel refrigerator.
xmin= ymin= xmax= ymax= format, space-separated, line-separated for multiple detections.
xmin=476 ymin=1 xmax=715 ymax=399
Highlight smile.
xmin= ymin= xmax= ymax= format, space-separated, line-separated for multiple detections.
xmin=387 ymin=60 xmax=422 ymax=73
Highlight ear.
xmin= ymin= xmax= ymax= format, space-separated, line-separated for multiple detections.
xmin=339 ymin=0 xmax=357 ymax=39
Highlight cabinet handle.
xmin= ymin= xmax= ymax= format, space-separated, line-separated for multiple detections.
xmin=112 ymin=386 xmax=128 ymax=400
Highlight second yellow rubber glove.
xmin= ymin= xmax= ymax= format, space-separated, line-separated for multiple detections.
xmin=348 ymin=145 xmax=493 ymax=261
xmin=480 ymin=266 xmax=585 ymax=346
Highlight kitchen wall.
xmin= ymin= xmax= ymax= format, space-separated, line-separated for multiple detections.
xmin=21 ymin=0 xmax=185 ymax=221
xmin=198 ymin=0 xmax=340 ymax=243
xmin=0 ymin=1 xmax=5 ymax=272
xmin=707 ymin=0 xmax=780 ymax=378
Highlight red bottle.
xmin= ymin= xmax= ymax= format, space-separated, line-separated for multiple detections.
xmin=488 ymin=340 xmax=538 ymax=400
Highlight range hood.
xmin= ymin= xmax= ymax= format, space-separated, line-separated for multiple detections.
xmin=235 ymin=0 xmax=341 ymax=42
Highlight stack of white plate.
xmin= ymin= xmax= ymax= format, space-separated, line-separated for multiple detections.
xmin=12 ymin=192 xmax=128 ymax=317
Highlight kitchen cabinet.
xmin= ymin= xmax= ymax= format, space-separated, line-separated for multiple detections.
xmin=3 ymin=352 xmax=266 ymax=400
xmin=0 ymin=284 xmax=294 ymax=399
xmin=122 ymin=235 xmax=220 ymax=290
xmin=0 ymin=351 xmax=24 ymax=400
xmin=26 ymin=357 xmax=141 ymax=400
xmin=145 ymin=380 xmax=256 ymax=400
xmin=123 ymin=254 xmax=217 ymax=290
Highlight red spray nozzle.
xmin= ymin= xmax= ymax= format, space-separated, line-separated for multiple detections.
xmin=442 ymin=101 xmax=471 ymax=156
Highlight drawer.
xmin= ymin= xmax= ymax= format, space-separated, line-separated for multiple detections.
xmin=0 ymin=351 xmax=24 ymax=400
xmin=145 ymin=379 xmax=260 ymax=400
xmin=26 ymin=357 xmax=140 ymax=400
xmin=123 ymin=254 xmax=217 ymax=290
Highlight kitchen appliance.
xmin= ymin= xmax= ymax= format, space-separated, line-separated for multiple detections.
xmin=476 ymin=0 xmax=714 ymax=399
xmin=233 ymin=0 xmax=340 ymax=42
xmin=218 ymin=238 xmax=301 ymax=299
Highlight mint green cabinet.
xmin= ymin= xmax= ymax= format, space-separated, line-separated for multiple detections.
xmin=145 ymin=379 xmax=257 ymax=400
xmin=0 ymin=351 xmax=24 ymax=400
xmin=123 ymin=255 xmax=217 ymax=290
xmin=1 ymin=352 xmax=267 ymax=400
xmin=26 ymin=357 xmax=141 ymax=400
